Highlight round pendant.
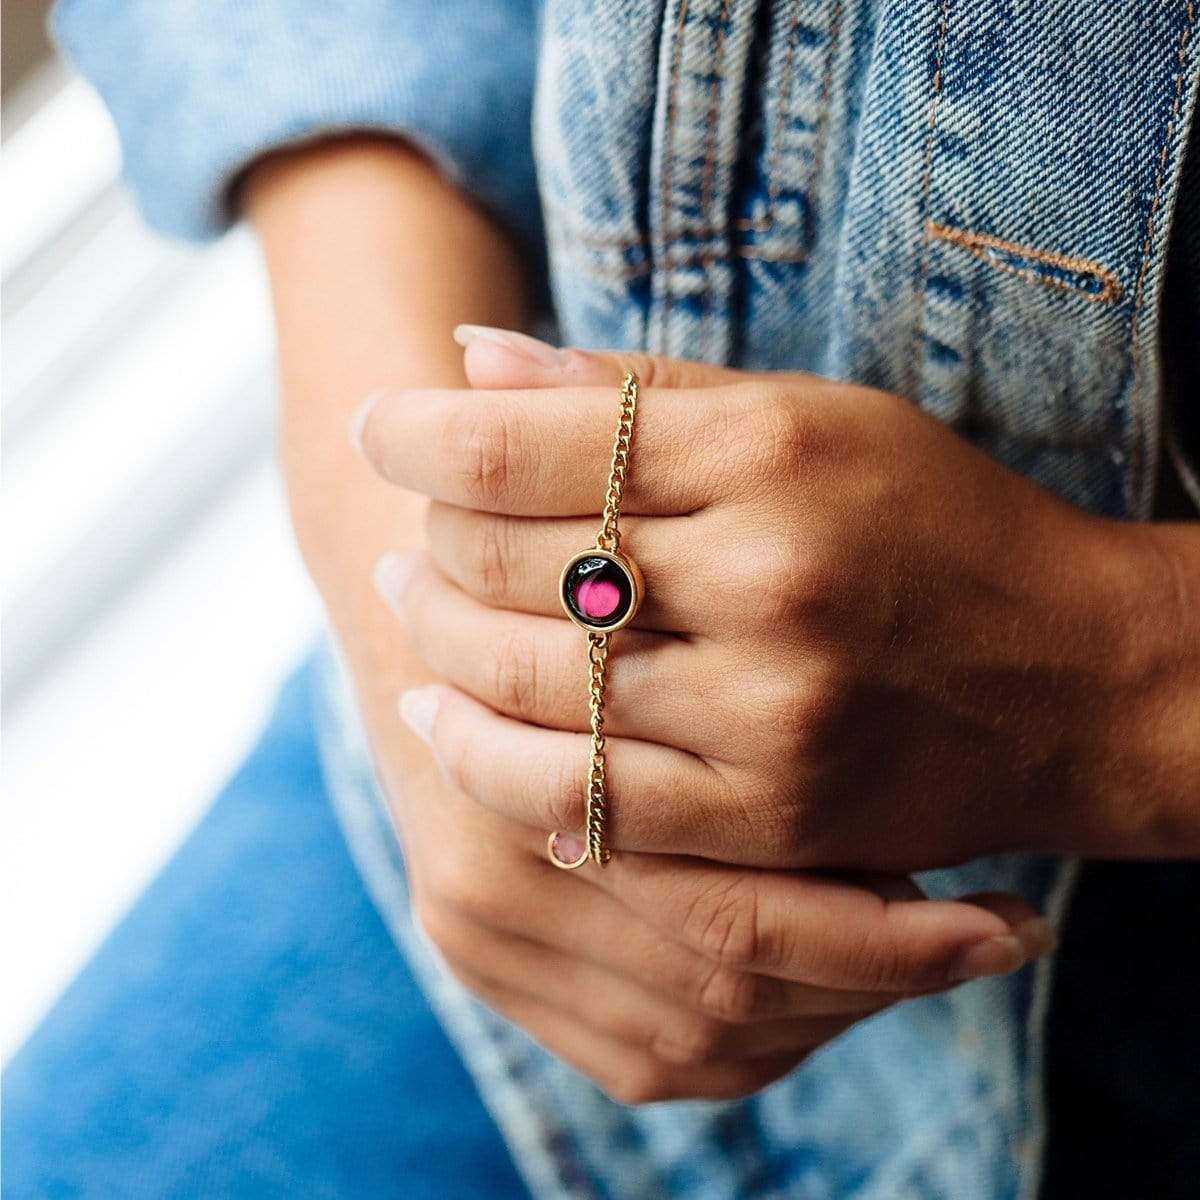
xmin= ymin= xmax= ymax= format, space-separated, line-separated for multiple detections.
xmin=559 ymin=548 xmax=643 ymax=633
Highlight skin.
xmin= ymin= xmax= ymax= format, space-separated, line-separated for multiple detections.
xmin=361 ymin=338 xmax=1200 ymax=871
xmin=245 ymin=137 xmax=1155 ymax=1107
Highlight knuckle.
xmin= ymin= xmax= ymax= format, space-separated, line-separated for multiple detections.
xmin=451 ymin=404 xmax=517 ymax=510
xmin=413 ymin=899 xmax=477 ymax=973
xmin=758 ymin=386 xmax=826 ymax=464
xmin=608 ymin=1059 xmax=678 ymax=1107
xmin=471 ymin=516 xmax=511 ymax=603
xmin=540 ymin=750 xmax=587 ymax=832
xmin=696 ymin=963 xmax=762 ymax=1024
xmin=489 ymin=629 xmax=542 ymax=718
xmin=720 ymin=533 xmax=818 ymax=628
xmin=754 ymin=665 xmax=850 ymax=766
xmin=622 ymin=352 xmax=667 ymax=391
xmin=845 ymin=923 xmax=907 ymax=992
xmin=427 ymin=856 xmax=493 ymax=924
xmin=652 ymin=1015 xmax=726 ymax=1066
xmin=412 ymin=897 xmax=454 ymax=955
xmin=685 ymin=876 xmax=763 ymax=970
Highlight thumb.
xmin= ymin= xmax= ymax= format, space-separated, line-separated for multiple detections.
xmin=453 ymin=324 xmax=745 ymax=390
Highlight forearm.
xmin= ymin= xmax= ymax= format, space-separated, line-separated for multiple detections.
xmin=244 ymin=136 xmax=525 ymax=775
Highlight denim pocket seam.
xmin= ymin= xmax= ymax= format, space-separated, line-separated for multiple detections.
xmin=736 ymin=0 xmax=844 ymax=246
xmin=699 ymin=0 xmax=738 ymax=352
xmin=927 ymin=221 xmax=1123 ymax=304
xmin=912 ymin=0 xmax=954 ymax=396
xmin=658 ymin=0 xmax=693 ymax=347
xmin=1128 ymin=0 xmax=1197 ymax=513
xmin=736 ymin=0 xmax=803 ymax=237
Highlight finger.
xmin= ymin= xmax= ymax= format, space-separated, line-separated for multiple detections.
xmin=594 ymin=855 xmax=1058 ymax=993
xmin=436 ymin=909 xmax=858 ymax=1065
xmin=462 ymin=841 xmax=898 ymax=1021
xmin=424 ymin=504 xmax=718 ymax=634
xmin=454 ymin=325 xmax=754 ymax=391
xmin=353 ymin=382 xmax=733 ymax=516
xmin=448 ymin=969 xmax=803 ymax=1104
xmin=399 ymin=682 xmax=742 ymax=856
xmin=385 ymin=554 xmax=728 ymax=754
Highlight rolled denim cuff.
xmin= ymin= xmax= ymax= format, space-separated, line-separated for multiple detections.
xmin=52 ymin=0 xmax=541 ymax=247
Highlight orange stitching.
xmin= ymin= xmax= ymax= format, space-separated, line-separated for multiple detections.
xmin=1129 ymin=0 xmax=1196 ymax=511
xmin=658 ymin=0 xmax=691 ymax=350
xmin=911 ymin=0 xmax=952 ymax=395
xmin=927 ymin=221 xmax=1123 ymax=304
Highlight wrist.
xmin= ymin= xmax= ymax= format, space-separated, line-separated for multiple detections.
xmin=245 ymin=132 xmax=528 ymax=800
xmin=1068 ymin=517 xmax=1200 ymax=857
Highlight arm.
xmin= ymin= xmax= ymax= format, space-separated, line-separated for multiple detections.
xmin=245 ymin=136 xmax=525 ymax=799
xmin=245 ymin=142 xmax=1056 ymax=1104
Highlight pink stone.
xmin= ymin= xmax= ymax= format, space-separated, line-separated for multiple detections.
xmin=550 ymin=831 xmax=587 ymax=866
xmin=576 ymin=578 xmax=621 ymax=620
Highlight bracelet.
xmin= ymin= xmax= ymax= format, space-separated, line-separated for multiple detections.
xmin=548 ymin=370 xmax=644 ymax=869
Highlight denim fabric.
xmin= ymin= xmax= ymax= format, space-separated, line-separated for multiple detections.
xmin=3 ymin=661 xmax=530 ymax=1200
xmin=538 ymin=1 xmax=1199 ymax=520
xmin=53 ymin=0 xmax=543 ymax=249
xmin=56 ymin=2 xmax=1200 ymax=1198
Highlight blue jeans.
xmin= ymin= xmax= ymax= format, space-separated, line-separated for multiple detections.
xmin=3 ymin=659 xmax=530 ymax=1200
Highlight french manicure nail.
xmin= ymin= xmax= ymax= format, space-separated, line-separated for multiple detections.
xmin=947 ymin=934 xmax=1027 ymax=983
xmin=452 ymin=324 xmax=568 ymax=368
xmin=373 ymin=552 xmax=417 ymax=617
xmin=399 ymin=686 xmax=439 ymax=745
xmin=349 ymin=390 xmax=386 ymax=454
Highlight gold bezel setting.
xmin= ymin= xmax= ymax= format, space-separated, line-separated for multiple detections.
xmin=559 ymin=548 xmax=644 ymax=634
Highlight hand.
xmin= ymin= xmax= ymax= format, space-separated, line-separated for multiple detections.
xmin=357 ymin=328 xmax=1199 ymax=871
xmin=395 ymin=748 xmax=1055 ymax=1103
xmin=246 ymin=143 xmax=1054 ymax=1105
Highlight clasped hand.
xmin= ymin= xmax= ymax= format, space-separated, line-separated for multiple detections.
xmin=349 ymin=328 xmax=1142 ymax=1100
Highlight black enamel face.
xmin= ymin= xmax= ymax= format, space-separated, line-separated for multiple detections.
xmin=561 ymin=553 xmax=636 ymax=631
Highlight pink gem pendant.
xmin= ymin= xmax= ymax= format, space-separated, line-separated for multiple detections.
xmin=559 ymin=548 xmax=643 ymax=634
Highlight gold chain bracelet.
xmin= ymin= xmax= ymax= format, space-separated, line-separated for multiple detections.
xmin=548 ymin=370 xmax=644 ymax=870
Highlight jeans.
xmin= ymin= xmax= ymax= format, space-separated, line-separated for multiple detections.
xmin=3 ymin=659 xmax=529 ymax=1200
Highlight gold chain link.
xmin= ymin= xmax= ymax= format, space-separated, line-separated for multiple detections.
xmin=596 ymin=372 xmax=639 ymax=555
xmin=585 ymin=632 xmax=611 ymax=865
xmin=584 ymin=370 xmax=638 ymax=865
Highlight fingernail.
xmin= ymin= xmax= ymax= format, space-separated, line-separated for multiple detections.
xmin=399 ymin=686 xmax=439 ymax=745
xmin=349 ymin=390 xmax=386 ymax=454
xmin=947 ymin=934 xmax=1027 ymax=983
xmin=373 ymin=552 xmax=417 ymax=617
xmin=453 ymin=324 xmax=567 ymax=368
xmin=1012 ymin=917 xmax=1059 ymax=960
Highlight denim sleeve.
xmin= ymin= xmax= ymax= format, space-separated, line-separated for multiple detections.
xmin=52 ymin=0 xmax=541 ymax=246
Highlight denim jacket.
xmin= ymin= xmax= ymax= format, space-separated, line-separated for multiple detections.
xmin=58 ymin=3 xmax=1200 ymax=1198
